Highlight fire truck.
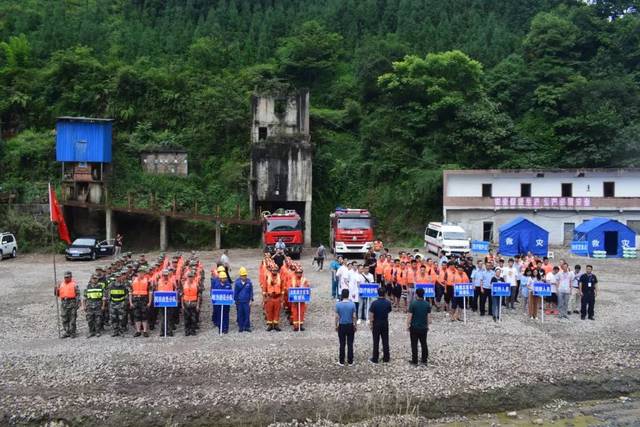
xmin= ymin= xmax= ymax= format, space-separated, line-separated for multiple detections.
xmin=261 ymin=209 xmax=304 ymax=259
xmin=329 ymin=208 xmax=375 ymax=257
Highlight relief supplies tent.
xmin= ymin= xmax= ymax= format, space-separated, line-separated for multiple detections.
xmin=573 ymin=218 xmax=636 ymax=258
xmin=498 ymin=216 xmax=549 ymax=257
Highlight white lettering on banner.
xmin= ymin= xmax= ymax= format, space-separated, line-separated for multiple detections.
xmin=583 ymin=197 xmax=591 ymax=207
xmin=536 ymin=239 xmax=544 ymax=247
xmin=492 ymin=197 xmax=591 ymax=210
xmin=592 ymin=239 xmax=600 ymax=247
xmin=505 ymin=237 xmax=514 ymax=246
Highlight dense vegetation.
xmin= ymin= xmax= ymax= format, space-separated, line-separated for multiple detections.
xmin=1 ymin=0 xmax=639 ymax=247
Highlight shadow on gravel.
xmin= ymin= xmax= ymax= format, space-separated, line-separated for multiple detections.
xmin=14 ymin=368 xmax=640 ymax=426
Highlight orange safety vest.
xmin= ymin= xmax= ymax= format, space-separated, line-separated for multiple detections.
xmin=131 ymin=277 xmax=149 ymax=296
xmin=183 ymin=282 xmax=199 ymax=302
xmin=157 ymin=277 xmax=175 ymax=292
xmin=375 ymin=259 xmax=385 ymax=275
xmin=266 ymin=274 xmax=282 ymax=295
xmin=58 ymin=280 xmax=77 ymax=299
xmin=290 ymin=276 xmax=309 ymax=288
xmin=383 ymin=264 xmax=393 ymax=282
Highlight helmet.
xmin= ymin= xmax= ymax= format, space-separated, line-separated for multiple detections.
xmin=217 ymin=266 xmax=226 ymax=273
xmin=239 ymin=267 xmax=248 ymax=276
xmin=219 ymin=271 xmax=228 ymax=279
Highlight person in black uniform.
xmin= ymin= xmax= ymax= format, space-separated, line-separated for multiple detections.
xmin=579 ymin=264 xmax=598 ymax=320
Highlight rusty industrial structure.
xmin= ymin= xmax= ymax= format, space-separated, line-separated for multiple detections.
xmin=249 ymin=90 xmax=312 ymax=245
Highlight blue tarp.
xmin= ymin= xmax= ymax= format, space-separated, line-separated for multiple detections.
xmin=498 ymin=216 xmax=549 ymax=257
xmin=574 ymin=218 xmax=636 ymax=257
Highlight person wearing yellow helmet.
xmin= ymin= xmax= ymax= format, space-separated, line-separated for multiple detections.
xmin=234 ymin=266 xmax=253 ymax=332
xmin=211 ymin=268 xmax=232 ymax=333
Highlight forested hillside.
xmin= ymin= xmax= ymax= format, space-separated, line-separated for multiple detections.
xmin=1 ymin=0 xmax=639 ymax=247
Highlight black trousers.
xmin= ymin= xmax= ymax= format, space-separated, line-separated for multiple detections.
xmin=479 ymin=289 xmax=492 ymax=315
xmin=581 ymin=292 xmax=595 ymax=319
xmin=371 ymin=323 xmax=390 ymax=362
xmin=409 ymin=327 xmax=428 ymax=363
xmin=338 ymin=324 xmax=355 ymax=364
xmin=471 ymin=286 xmax=481 ymax=311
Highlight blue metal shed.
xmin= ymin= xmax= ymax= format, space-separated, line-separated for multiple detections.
xmin=574 ymin=218 xmax=636 ymax=257
xmin=55 ymin=117 xmax=113 ymax=163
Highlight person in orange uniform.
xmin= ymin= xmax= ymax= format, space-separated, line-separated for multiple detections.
xmin=182 ymin=270 xmax=200 ymax=336
xmin=290 ymin=266 xmax=310 ymax=331
xmin=450 ymin=264 xmax=470 ymax=322
xmin=56 ymin=271 xmax=79 ymax=338
xmin=375 ymin=254 xmax=386 ymax=286
xmin=156 ymin=269 xmax=176 ymax=336
xmin=130 ymin=267 xmax=152 ymax=337
xmin=264 ymin=267 xmax=283 ymax=331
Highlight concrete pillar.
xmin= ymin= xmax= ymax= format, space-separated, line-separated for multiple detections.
xmin=160 ymin=215 xmax=167 ymax=251
xmin=304 ymin=200 xmax=312 ymax=247
xmin=105 ymin=208 xmax=113 ymax=241
xmin=215 ymin=221 xmax=221 ymax=250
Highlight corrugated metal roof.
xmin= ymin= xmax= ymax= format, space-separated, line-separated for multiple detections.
xmin=55 ymin=118 xmax=112 ymax=163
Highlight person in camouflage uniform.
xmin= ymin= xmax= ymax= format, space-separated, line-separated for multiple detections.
xmin=104 ymin=270 xmax=129 ymax=337
xmin=83 ymin=274 xmax=104 ymax=338
xmin=56 ymin=271 xmax=80 ymax=338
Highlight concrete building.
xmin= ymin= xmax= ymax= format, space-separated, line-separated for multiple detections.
xmin=443 ymin=169 xmax=640 ymax=246
xmin=141 ymin=149 xmax=188 ymax=176
xmin=249 ymin=90 xmax=312 ymax=245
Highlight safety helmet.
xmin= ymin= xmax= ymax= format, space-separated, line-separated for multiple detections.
xmin=239 ymin=267 xmax=248 ymax=276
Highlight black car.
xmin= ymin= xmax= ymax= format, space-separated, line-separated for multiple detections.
xmin=65 ymin=237 xmax=115 ymax=261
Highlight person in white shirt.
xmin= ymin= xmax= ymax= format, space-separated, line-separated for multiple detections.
xmin=556 ymin=263 xmax=575 ymax=319
xmin=502 ymin=258 xmax=519 ymax=309
xmin=347 ymin=262 xmax=361 ymax=323
xmin=336 ymin=260 xmax=350 ymax=294
xmin=571 ymin=265 xmax=582 ymax=314
xmin=356 ymin=264 xmax=374 ymax=321
xmin=545 ymin=266 xmax=560 ymax=314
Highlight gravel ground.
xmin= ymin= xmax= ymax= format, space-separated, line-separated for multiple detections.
xmin=0 ymin=249 xmax=639 ymax=426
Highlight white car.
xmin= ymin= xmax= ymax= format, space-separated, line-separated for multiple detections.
xmin=424 ymin=222 xmax=470 ymax=255
xmin=0 ymin=232 xmax=18 ymax=259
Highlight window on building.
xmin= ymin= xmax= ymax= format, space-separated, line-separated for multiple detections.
xmin=258 ymin=127 xmax=268 ymax=141
xmin=521 ymin=183 xmax=531 ymax=197
xmin=482 ymin=183 xmax=492 ymax=197
xmin=561 ymin=183 xmax=573 ymax=197
xmin=603 ymin=181 xmax=615 ymax=197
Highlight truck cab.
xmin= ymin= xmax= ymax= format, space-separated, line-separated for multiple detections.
xmin=330 ymin=208 xmax=375 ymax=257
xmin=262 ymin=210 xmax=304 ymax=259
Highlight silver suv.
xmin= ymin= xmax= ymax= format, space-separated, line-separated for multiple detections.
xmin=0 ymin=232 xmax=17 ymax=259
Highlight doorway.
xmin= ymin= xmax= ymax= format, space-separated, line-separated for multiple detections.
xmin=483 ymin=222 xmax=493 ymax=242
xmin=563 ymin=223 xmax=574 ymax=246
xmin=604 ymin=231 xmax=618 ymax=256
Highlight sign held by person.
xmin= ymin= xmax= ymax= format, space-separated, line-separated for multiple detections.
xmin=415 ymin=283 xmax=435 ymax=298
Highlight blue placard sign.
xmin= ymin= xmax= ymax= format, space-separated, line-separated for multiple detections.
xmin=533 ymin=282 xmax=552 ymax=297
xmin=154 ymin=291 xmax=178 ymax=308
xmin=491 ymin=282 xmax=511 ymax=297
xmin=571 ymin=240 xmax=589 ymax=255
xmin=288 ymin=287 xmax=311 ymax=303
xmin=415 ymin=283 xmax=436 ymax=298
xmin=359 ymin=283 xmax=378 ymax=299
xmin=211 ymin=289 xmax=234 ymax=305
xmin=454 ymin=283 xmax=474 ymax=297
xmin=471 ymin=240 xmax=490 ymax=254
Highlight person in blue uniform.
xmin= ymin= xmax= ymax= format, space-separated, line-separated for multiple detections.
xmin=234 ymin=267 xmax=253 ymax=332
xmin=212 ymin=270 xmax=233 ymax=333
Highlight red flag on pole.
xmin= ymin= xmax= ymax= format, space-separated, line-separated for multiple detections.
xmin=48 ymin=183 xmax=71 ymax=244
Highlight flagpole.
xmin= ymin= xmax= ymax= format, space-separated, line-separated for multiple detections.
xmin=50 ymin=183 xmax=61 ymax=338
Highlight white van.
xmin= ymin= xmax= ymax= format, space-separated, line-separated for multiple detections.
xmin=424 ymin=222 xmax=470 ymax=255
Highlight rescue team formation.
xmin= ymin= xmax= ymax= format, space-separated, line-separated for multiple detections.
xmin=54 ymin=251 xmax=311 ymax=338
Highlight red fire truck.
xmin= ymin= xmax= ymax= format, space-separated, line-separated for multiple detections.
xmin=262 ymin=209 xmax=304 ymax=259
xmin=329 ymin=208 xmax=375 ymax=257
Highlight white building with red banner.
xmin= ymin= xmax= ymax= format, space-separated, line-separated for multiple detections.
xmin=442 ymin=169 xmax=640 ymax=246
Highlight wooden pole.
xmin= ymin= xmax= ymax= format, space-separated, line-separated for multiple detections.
xmin=215 ymin=205 xmax=221 ymax=250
